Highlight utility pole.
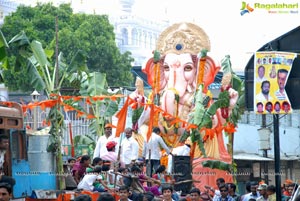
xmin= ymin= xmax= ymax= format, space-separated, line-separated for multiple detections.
xmin=273 ymin=114 xmax=281 ymax=201
xmin=262 ymin=114 xmax=269 ymax=183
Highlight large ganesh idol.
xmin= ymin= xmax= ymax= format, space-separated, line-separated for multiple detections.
xmin=138 ymin=22 xmax=238 ymax=190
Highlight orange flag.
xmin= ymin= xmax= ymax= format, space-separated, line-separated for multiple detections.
xmin=115 ymin=97 xmax=133 ymax=137
xmin=146 ymin=103 xmax=155 ymax=142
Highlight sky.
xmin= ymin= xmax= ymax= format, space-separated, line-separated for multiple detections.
xmin=20 ymin=0 xmax=300 ymax=72
xmin=133 ymin=0 xmax=300 ymax=72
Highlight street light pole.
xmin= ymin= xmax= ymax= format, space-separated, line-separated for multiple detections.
xmin=31 ymin=90 xmax=40 ymax=130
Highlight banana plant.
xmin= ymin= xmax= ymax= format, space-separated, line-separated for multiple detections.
xmin=221 ymin=55 xmax=245 ymax=127
xmin=67 ymin=72 xmax=120 ymax=160
xmin=180 ymin=55 xmax=245 ymax=172
xmin=4 ymin=31 xmax=88 ymax=190
xmin=79 ymin=72 xmax=120 ymax=137
xmin=201 ymin=55 xmax=245 ymax=173
xmin=0 ymin=30 xmax=9 ymax=81
xmin=220 ymin=55 xmax=245 ymax=177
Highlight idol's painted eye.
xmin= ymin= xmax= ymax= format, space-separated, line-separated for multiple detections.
xmin=184 ymin=65 xmax=193 ymax=72
xmin=163 ymin=65 xmax=170 ymax=71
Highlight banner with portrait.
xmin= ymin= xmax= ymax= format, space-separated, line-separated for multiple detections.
xmin=254 ymin=51 xmax=297 ymax=114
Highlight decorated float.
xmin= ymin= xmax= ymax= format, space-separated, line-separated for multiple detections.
xmin=115 ymin=22 xmax=245 ymax=192
xmin=0 ymin=21 xmax=244 ymax=200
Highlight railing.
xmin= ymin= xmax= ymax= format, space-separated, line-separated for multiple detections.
xmin=22 ymin=95 xmax=300 ymax=147
xmin=24 ymin=107 xmax=92 ymax=145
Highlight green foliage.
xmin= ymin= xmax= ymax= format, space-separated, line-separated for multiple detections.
xmin=217 ymin=91 xmax=230 ymax=108
xmin=3 ymin=29 xmax=90 ymax=190
xmin=79 ymin=72 xmax=120 ymax=137
xmin=200 ymin=55 xmax=245 ymax=171
xmin=153 ymin=50 xmax=160 ymax=63
xmin=221 ymin=55 xmax=245 ymax=126
xmin=187 ymin=55 xmax=245 ymax=171
xmin=132 ymin=107 xmax=144 ymax=124
xmin=74 ymin=135 xmax=95 ymax=147
xmin=0 ymin=31 xmax=9 ymax=81
xmin=191 ymin=129 xmax=206 ymax=157
xmin=202 ymin=160 xmax=232 ymax=171
xmin=1 ymin=3 xmax=133 ymax=91
xmin=46 ymin=104 xmax=65 ymax=152
xmin=72 ymin=135 xmax=95 ymax=158
xmin=221 ymin=55 xmax=234 ymax=74
xmin=199 ymin=49 xmax=208 ymax=58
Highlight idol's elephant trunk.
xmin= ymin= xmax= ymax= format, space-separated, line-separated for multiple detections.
xmin=160 ymin=65 xmax=192 ymax=118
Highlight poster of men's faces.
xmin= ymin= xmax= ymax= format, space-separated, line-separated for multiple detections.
xmin=254 ymin=51 xmax=296 ymax=114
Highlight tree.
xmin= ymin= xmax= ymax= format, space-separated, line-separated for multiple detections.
xmin=1 ymin=3 xmax=133 ymax=91
xmin=2 ymin=29 xmax=89 ymax=189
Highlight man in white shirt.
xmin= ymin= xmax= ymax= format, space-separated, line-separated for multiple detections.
xmin=77 ymin=166 xmax=109 ymax=192
xmin=210 ymin=177 xmax=225 ymax=201
xmin=121 ymin=128 xmax=139 ymax=168
xmin=274 ymin=69 xmax=288 ymax=101
xmin=241 ymin=181 xmax=260 ymax=201
xmin=167 ymin=138 xmax=191 ymax=173
xmin=93 ymin=124 xmax=116 ymax=159
xmin=255 ymin=80 xmax=273 ymax=102
xmin=256 ymin=65 xmax=267 ymax=83
xmin=143 ymin=127 xmax=171 ymax=177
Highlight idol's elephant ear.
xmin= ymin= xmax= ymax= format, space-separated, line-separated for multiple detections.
xmin=202 ymin=56 xmax=221 ymax=92
xmin=142 ymin=57 xmax=167 ymax=91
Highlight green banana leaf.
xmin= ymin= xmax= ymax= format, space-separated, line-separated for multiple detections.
xmin=193 ymin=85 xmax=205 ymax=125
xmin=79 ymin=72 xmax=119 ymax=137
xmin=27 ymin=56 xmax=47 ymax=91
xmin=191 ymin=129 xmax=206 ymax=157
xmin=67 ymin=50 xmax=88 ymax=73
xmin=221 ymin=55 xmax=234 ymax=74
xmin=0 ymin=30 xmax=9 ymax=81
xmin=80 ymin=72 xmax=107 ymax=96
xmin=8 ymin=31 xmax=30 ymax=46
xmin=74 ymin=135 xmax=95 ymax=147
xmin=31 ymin=40 xmax=51 ymax=67
xmin=220 ymin=55 xmax=245 ymax=126
xmin=202 ymin=160 xmax=231 ymax=171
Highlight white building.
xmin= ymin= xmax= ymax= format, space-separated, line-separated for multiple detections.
xmin=0 ymin=0 xmax=18 ymax=25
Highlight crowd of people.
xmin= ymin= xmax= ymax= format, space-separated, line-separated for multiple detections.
xmin=62 ymin=124 xmax=300 ymax=201
xmin=67 ymin=172 xmax=300 ymax=201
xmin=0 ymin=124 xmax=300 ymax=201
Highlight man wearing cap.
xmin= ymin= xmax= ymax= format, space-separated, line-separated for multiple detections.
xmin=93 ymin=124 xmax=117 ymax=159
xmin=101 ymin=141 xmax=118 ymax=163
xmin=283 ymin=179 xmax=293 ymax=197
xmin=101 ymin=141 xmax=125 ymax=187
xmin=256 ymin=184 xmax=268 ymax=201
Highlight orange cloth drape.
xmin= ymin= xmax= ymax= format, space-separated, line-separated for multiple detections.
xmin=192 ymin=157 xmax=233 ymax=191
xmin=115 ymin=97 xmax=134 ymax=137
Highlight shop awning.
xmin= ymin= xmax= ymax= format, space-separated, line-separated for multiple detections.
xmin=234 ymin=153 xmax=273 ymax=161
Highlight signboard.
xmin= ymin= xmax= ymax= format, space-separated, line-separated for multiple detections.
xmin=254 ymin=51 xmax=297 ymax=114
